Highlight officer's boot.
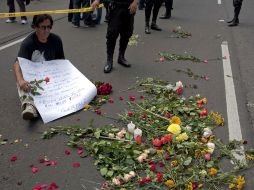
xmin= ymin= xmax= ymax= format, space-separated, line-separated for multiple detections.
xmin=118 ymin=38 xmax=131 ymax=67
xmin=228 ymin=5 xmax=241 ymax=27
xmin=104 ymin=43 xmax=115 ymax=73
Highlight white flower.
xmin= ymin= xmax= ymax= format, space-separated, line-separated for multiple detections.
xmin=203 ymin=127 xmax=213 ymax=138
xmin=112 ymin=178 xmax=120 ymax=185
xmin=108 ymin=133 xmax=115 ymax=138
xmin=123 ymin=174 xmax=132 ymax=182
xmin=129 ymin=171 xmax=136 ymax=178
xmin=137 ymin=155 xmax=144 ymax=163
xmin=166 ymin=84 xmax=174 ymax=90
xmin=207 ymin=142 xmax=215 ymax=154
xmin=199 ymin=170 xmax=207 ymax=177
xmin=144 ymin=149 xmax=150 ymax=154
xmin=185 ymin=125 xmax=192 ymax=131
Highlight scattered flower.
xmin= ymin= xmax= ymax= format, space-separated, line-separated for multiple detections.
xmin=119 ymin=96 xmax=124 ymax=101
xmin=11 ymin=156 xmax=17 ymax=162
xmin=170 ymin=116 xmax=181 ymax=125
xmin=128 ymin=112 xmax=133 ymax=117
xmin=108 ymin=98 xmax=114 ymax=103
xmin=129 ymin=95 xmax=135 ymax=101
xmin=95 ymin=109 xmax=102 ymax=115
xmin=65 ymin=149 xmax=70 ymax=155
xmin=97 ymin=83 xmax=112 ymax=95
xmin=44 ymin=77 xmax=50 ymax=84
xmin=176 ymin=132 xmax=189 ymax=142
xmin=167 ymin=124 xmax=181 ymax=135
xmin=209 ymin=168 xmax=218 ymax=176
xmin=165 ymin=179 xmax=175 ymax=188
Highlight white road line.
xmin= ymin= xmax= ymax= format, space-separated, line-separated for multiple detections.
xmin=0 ymin=37 xmax=25 ymax=52
xmin=221 ymin=41 xmax=245 ymax=162
xmin=218 ymin=0 xmax=222 ymax=5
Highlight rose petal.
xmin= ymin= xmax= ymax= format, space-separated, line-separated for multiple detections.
xmin=32 ymin=166 xmax=39 ymax=174
xmin=72 ymin=163 xmax=80 ymax=168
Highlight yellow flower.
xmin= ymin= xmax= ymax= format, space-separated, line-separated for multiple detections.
xmin=120 ymin=188 xmax=126 ymax=190
xmin=170 ymin=116 xmax=181 ymax=125
xmin=246 ymin=154 xmax=254 ymax=160
xmin=165 ymin=179 xmax=175 ymax=188
xmin=83 ymin=104 xmax=91 ymax=111
xmin=209 ymin=168 xmax=217 ymax=176
xmin=198 ymin=184 xmax=203 ymax=188
xmin=185 ymin=182 xmax=193 ymax=190
xmin=167 ymin=124 xmax=181 ymax=135
xmin=176 ymin=132 xmax=189 ymax=142
xmin=202 ymin=98 xmax=207 ymax=104
xmin=170 ymin=160 xmax=178 ymax=167
xmin=235 ymin=176 xmax=245 ymax=190
xmin=229 ymin=183 xmax=236 ymax=189
xmin=210 ymin=111 xmax=224 ymax=126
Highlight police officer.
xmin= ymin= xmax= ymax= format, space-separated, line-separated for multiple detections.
xmin=102 ymin=0 xmax=138 ymax=73
xmin=160 ymin=0 xmax=173 ymax=19
xmin=228 ymin=0 xmax=243 ymax=27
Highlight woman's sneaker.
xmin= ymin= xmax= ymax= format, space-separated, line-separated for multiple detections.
xmin=5 ymin=19 xmax=16 ymax=23
xmin=22 ymin=104 xmax=38 ymax=120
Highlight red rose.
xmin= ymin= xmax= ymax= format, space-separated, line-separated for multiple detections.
xmin=155 ymin=172 xmax=163 ymax=182
xmin=152 ymin=138 xmax=162 ymax=147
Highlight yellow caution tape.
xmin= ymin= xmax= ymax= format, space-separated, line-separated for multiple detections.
xmin=0 ymin=4 xmax=104 ymax=18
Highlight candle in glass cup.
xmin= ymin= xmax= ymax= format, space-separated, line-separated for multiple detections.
xmin=127 ymin=121 xmax=135 ymax=134
xmin=134 ymin=128 xmax=142 ymax=139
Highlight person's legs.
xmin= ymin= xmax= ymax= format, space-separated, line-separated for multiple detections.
xmin=104 ymin=4 xmax=121 ymax=73
xmin=16 ymin=0 xmax=27 ymax=22
xmin=160 ymin=0 xmax=172 ymax=19
xmin=68 ymin=0 xmax=74 ymax=22
xmin=17 ymin=84 xmax=38 ymax=120
xmin=151 ymin=0 xmax=163 ymax=30
xmin=145 ymin=0 xmax=153 ymax=34
xmin=118 ymin=10 xmax=134 ymax=67
xmin=228 ymin=0 xmax=243 ymax=26
xmin=6 ymin=0 xmax=16 ymax=22
xmin=72 ymin=0 xmax=82 ymax=27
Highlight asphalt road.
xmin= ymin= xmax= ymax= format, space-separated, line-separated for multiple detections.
xmin=0 ymin=0 xmax=254 ymax=189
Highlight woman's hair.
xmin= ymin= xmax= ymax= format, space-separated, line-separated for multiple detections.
xmin=31 ymin=14 xmax=53 ymax=28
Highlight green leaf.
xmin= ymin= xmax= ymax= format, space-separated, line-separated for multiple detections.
xmin=206 ymin=161 xmax=214 ymax=168
xmin=106 ymin=170 xmax=114 ymax=177
xmin=100 ymin=168 xmax=108 ymax=176
xmin=94 ymin=131 xmax=101 ymax=139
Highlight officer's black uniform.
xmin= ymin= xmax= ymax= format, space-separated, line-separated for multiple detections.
xmin=104 ymin=0 xmax=136 ymax=73
xmin=160 ymin=0 xmax=173 ymax=19
xmin=228 ymin=0 xmax=243 ymax=27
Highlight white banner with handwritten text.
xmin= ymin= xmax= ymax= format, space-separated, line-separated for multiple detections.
xmin=18 ymin=58 xmax=97 ymax=123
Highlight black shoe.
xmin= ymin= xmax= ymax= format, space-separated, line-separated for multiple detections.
xmin=151 ymin=23 xmax=162 ymax=31
xmin=227 ymin=18 xmax=239 ymax=24
xmin=145 ymin=26 xmax=151 ymax=34
xmin=160 ymin=15 xmax=170 ymax=19
xmin=118 ymin=56 xmax=131 ymax=67
xmin=228 ymin=22 xmax=239 ymax=27
xmin=104 ymin=61 xmax=113 ymax=73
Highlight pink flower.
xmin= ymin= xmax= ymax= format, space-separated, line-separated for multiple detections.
xmin=11 ymin=156 xmax=17 ymax=162
xmin=192 ymin=183 xmax=198 ymax=189
xmin=129 ymin=95 xmax=135 ymax=101
xmin=203 ymin=60 xmax=208 ymax=63
xmin=32 ymin=166 xmax=39 ymax=174
xmin=139 ymin=95 xmax=143 ymax=99
xmin=204 ymin=153 xmax=211 ymax=161
xmin=72 ymin=163 xmax=80 ymax=168
xmin=65 ymin=149 xmax=70 ymax=155
xmin=78 ymin=148 xmax=84 ymax=155
xmin=44 ymin=77 xmax=50 ymax=84
xmin=39 ymin=159 xmax=45 ymax=163
xmin=108 ymin=98 xmax=114 ymax=103
xmin=159 ymin=162 xmax=164 ymax=167
xmin=49 ymin=182 xmax=59 ymax=189
xmin=119 ymin=96 xmax=124 ymax=101
xmin=164 ymin=112 xmax=171 ymax=119
xmin=159 ymin=57 xmax=165 ymax=62
xmin=51 ymin=161 xmax=57 ymax=165
xmin=95 ymin=109 xmax=102 ymax=115
xmin=45 ymin=161 xmax=51 ymax=166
